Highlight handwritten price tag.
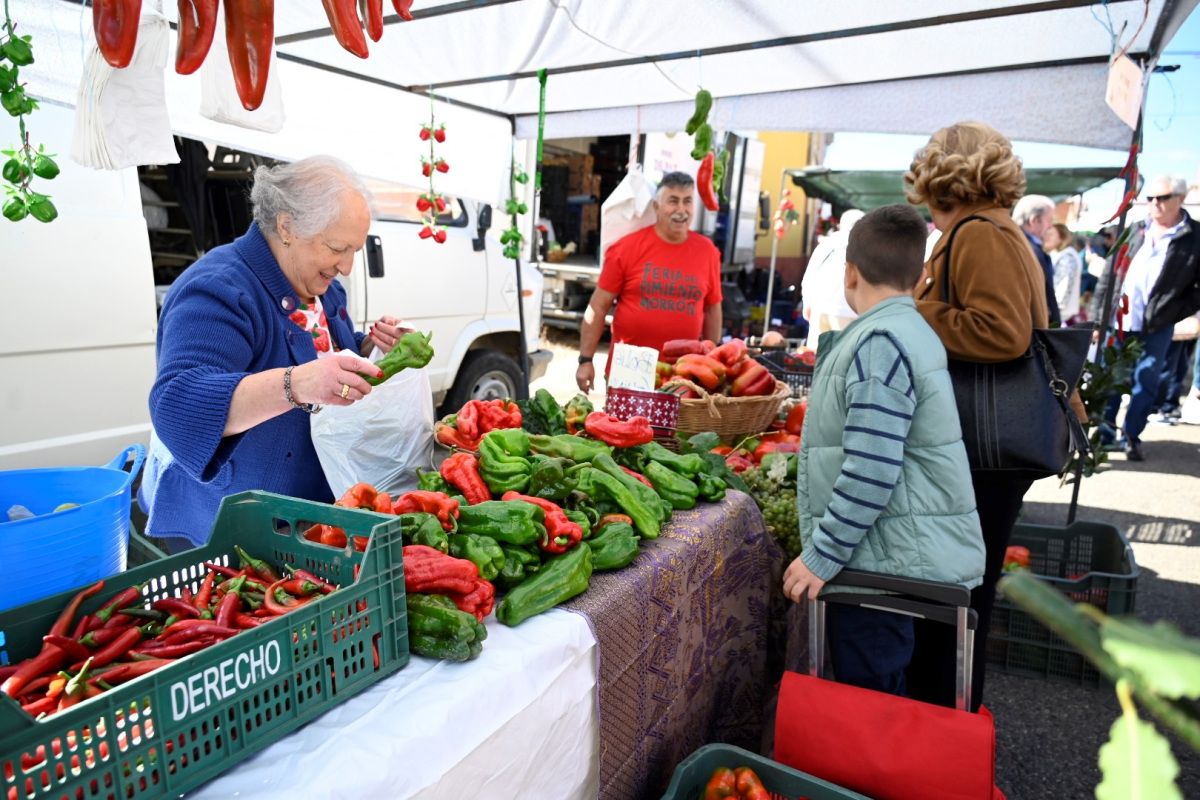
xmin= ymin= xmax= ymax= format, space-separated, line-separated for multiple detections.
xmin=607 ymin=342 xmax=660 ymax=392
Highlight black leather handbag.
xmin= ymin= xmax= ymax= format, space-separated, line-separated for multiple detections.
xmin=938 ymin=215 xmax=1092 ymax=479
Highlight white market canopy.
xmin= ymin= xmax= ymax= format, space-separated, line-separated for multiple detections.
xmin=21 ymin=0 xmax=1199 ymax=201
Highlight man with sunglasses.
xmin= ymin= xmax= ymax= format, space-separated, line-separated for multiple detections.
xmin=1093 ymin=175 xmax=1200 ymax=461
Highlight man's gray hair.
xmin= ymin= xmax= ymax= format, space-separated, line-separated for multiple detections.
xmin=656 ymin=171 xmax=695 ymax=198
xmin=1151 ymin=175 xmax=1189 ymax=196
xmin=251 ymin=155 xmax=374 ymax=239
xmin=1012 ymin=194 xmax=1055 ymax=226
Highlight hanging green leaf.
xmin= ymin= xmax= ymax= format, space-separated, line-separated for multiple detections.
xmin=1096 ymin=711 xmax=1182 ymax=800
xmin=1100 ymin=617 xmax=1200 ymax=700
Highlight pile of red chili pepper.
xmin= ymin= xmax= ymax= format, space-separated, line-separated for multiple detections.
xmin=435 ymin=398 xmax=523 ymax=451
xmin=1 ymin=546 xmax=335 ymax=719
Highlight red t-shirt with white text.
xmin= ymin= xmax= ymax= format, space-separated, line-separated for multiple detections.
xmin=598 ymin=226 xmax=722 ymax=361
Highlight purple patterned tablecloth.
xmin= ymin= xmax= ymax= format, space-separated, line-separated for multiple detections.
xmin=563 ymin=490 xmax=784 ymax=800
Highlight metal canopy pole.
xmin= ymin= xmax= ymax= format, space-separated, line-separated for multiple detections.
xmin=762 ymin=170 xmax=790 ymax=339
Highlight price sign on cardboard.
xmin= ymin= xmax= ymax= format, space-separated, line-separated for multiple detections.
xmin=607 ymin=343 xmax=659 ymax=392
xmin=1105 ymin=54 xmax=1145 ymax=131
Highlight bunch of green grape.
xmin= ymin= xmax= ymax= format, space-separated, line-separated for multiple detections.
xmin=742 ymin=465 xmax=802 ymax=560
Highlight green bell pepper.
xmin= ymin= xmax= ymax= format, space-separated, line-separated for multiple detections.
xmin=584 ymin=467 xmax=661 ymax=539
xmin=696 ymin=470 xmax=727 ymax=503
xmin=586 ymin=521 xmax=640 ymax=571
xmin=417 ymin=468 xmax=454 ymax=495
xmin=398 ymin=512 xmax=450 ymax=553
xmin=407 ymin=593 xmax=486 ymax=662
xmin=644 ymin=460 xmax=700 ymax=510
xmin=496 ymin=543 xmax=594 ymax=627
xmin=562 ymin=508 xmax=592 ymax=540
xmin=479 ymin=429 xmax=532 ymax=494
xmin=641 ymin=441 xmax=706 ymax=477
xmin=456 ymin=500 xmax=545 ymax=547
xmin=448 ymin=533 xmax=506 ymax=581
xmin=365 ymin=330 xmax=434 ymax=386
xmin=592 ymin=453 xmax=671 ymax=522
xmin=563 ymin=394 xmax=594 ymax=435
xmin=528 ymin=433 xmax=612 ymax=462
xmin=528 ymin=455 xmax=577 ymax=501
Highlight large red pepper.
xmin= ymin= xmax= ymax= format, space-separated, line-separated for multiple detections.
xmin=440 ymin=452 xmax=491 ymax=505
xmin=673 ymin=353 xmax=728 ymax=391
xmin=784 ymin=399 xmax=807 ymax=435
xmin=703 ymin=767 xmax=737 ymax=799
xmin=392 ymin=0 xmax=415 ymax=21
xmin=660 ymin=339 xmax=707 ymax=361
xmin=734 ymin=767 xmax=770 ymax=800
xmin=403 ymin=545 xmax=480 ymax=594
xmin=500 ymin=492 xmax=583 ymax=554
xmin=437 ymin=421 xmax=479 ymax=450
xmin=321 ymin=0 xmax=370 ymax=58
xmin=394 ymin=490 xmax=460 ymax=531
xmin=584 ymin=412 xmax=654 ymax=448
xmin=449 ymin=579 xmax=495 ymax=621
xmin=697 ymin=151 xmax=719 ymax=212
xmin=361 ymin=0 xmax=383 ymax=41
xmin=224 ymin=0 xmax=275 ymax=111
xmin=477 ymin=399 xmax=523 ymax=432
xmin=93 ymin=0 xmax=142 ymax=69
xmin=175 ymin=0 xmax=217 ymax=74
xmin=708 ymin=338 xmax=747 ymax=369
xmin=731 ymin=360 xmax=775 ymax=397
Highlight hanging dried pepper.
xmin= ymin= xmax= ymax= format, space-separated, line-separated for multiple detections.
xmin=696 ymin=151 xmax=719 ymax=212
xmin=321 ymin=0 xmax=370 ymax=58
xmin=392 ymin=0 xmax=415 ymax=21
xmin=175 ymin=0 xmax=218 ymax=74
xmin=224 ymin=0 xmax=275 ymax=111
xmin=93 ymin=0 xmax=143 ymax=69
xmin=361 ymin=0 xmax=384 ymax=41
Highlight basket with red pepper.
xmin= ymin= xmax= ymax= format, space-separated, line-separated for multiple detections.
xmin=0 ymin=491 xmax=410 ymax=800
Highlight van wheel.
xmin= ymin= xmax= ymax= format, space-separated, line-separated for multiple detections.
xmin=443 ymin=350 xmax=524 ymax=412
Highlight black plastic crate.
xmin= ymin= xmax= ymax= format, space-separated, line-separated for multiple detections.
xmin=987 ymin=521 xmax=1137 ymax=686
xmin=754 ymin=351 xmax=813 ymax=400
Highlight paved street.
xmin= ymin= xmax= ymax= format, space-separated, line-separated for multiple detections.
xmin=533 ymin=329 xmax=1200 ymax=799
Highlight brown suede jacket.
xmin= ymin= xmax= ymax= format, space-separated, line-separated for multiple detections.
xmin=916 ymin=202 xmax=1087 ymax=421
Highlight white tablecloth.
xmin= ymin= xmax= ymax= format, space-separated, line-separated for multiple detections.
xmin=187 ymin=609 xmax=599 ymax=799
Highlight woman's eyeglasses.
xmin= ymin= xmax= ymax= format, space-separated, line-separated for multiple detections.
xmin=1146 ymin=193 xmax=1177 ymax=203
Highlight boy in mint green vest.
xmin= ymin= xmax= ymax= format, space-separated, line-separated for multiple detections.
xmin=782 ymin=204 xmax=984 ymax=696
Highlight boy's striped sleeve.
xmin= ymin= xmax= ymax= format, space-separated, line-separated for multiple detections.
xmin=801 ymin=332 xmax=917 ymax=581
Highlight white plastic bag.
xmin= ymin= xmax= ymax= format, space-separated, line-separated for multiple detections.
xmin=199 ymin=3 xmax=285 ymax=133
xmin=310 ymin=366 xmax=434 ymax=499
xmin=599 ymin=164 xmax=656 ymax=268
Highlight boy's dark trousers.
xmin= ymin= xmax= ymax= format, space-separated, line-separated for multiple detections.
xmin=826 ymin=604 xmax=915 ymax=696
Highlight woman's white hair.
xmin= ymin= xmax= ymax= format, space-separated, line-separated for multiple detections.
xmin=250 ymin=155 xmax=374 ymax=239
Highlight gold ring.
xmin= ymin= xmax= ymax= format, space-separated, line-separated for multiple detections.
xmin=340 ymin=383 xmax=351 ymax=399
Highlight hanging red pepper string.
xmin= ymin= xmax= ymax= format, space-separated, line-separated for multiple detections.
xmin=418 ymin=93 xmax=449 ymax=243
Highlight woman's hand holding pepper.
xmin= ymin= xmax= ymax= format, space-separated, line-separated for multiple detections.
xmin=292 ymin=352 xmax=382 ymax=406
xmin=362 ymin=315 xmax=413 ymax=356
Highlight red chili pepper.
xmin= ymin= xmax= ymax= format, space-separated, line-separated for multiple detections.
xmin=203 ymin=562 xmax=241 ymax=578
xmin=280 ymin=579 xmax=326 ymax=597
xmin=175 ymin=0 xmax=218 ymax=74
xmin=195 ymin=572 xmax=217 ymax=610
xmin=214 ymin=591 xmax=240 ymax=628
xmin=416 ymin=195 xmax=432 ymax=212
xmin=234 ymin=613 xmax=268 ymax=628
xmin=94 ymin=584 xmax=144 ymax=624
xmin=394 ymin=491 xmax=460 ymax=531
xmin=161 ymin=623 xmax=239 ymax=643
xmin=21 ymin=696 xmax=58 ymax=718
xmin=696 ymin=151 xmax=719 ymax=212
xmin=134 ymin=638 xmax=214 ymax=659
xmin=361 ymin=0 xmax=383 ymax=42
xmin=421 ymin=162 xmax=433 ymax=178
xmin=263 ymin=580 xmax=315 ymax=616
xmin=584 ymin=412 xmax=654 ymax=448
xmin=321 ymin=0 xmax=369 ymax=58
xmin=49 ymin=580 xmax=105 ymax=639
xmin=392 ymin=0 xmax=414 ymax=21
xmin=87 ymin=628 xmax=142 ymax=669
xmin=152 ymin=597 xmax=201 ymax=619
xmin=79 ymin=626 xmax=134 ymax=649
xmin=92 ymin=0 xmax=141 ymax=68
xmin=419 ymin=126 xmax=431 ymax=141
xmin=500 ymin=492 xmax=583 ymax=554
xmin=42 ymin=635 xmax=90 ymax=663
xmin=434 ymin=195 xmax=447 ymax=212
xmin=70 ymin=614 xmax=93 ymax=640
xmin=223 ymin=0 xmax=275 ymax=111
xmin=434 ymin=159 xmax=449 ymax=173
xmin=88 ymin=659 xmax=173 ymax=686
xmin=288 ymin=568 xmax=337 ymax=593
xmin=440 ymin=452 xmax=491 ymax=505
xmin=433 ymin=126 xmax=446 ymax=144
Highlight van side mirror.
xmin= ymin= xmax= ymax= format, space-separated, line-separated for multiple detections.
xmin=758 ymin=192 xmax=771 ymax=231
xmin=474 ymin=204 xmax=492 ymax=252
xmin=366 ymin=235 xmax=384 ymax=277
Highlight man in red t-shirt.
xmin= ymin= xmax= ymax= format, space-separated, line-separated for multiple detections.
xmin=576 ymin=171 xmax=723 ymax=392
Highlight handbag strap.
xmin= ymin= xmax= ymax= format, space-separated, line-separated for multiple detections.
xmin=937 ymin=214 xmax=995 ymax=303
xmin=1032 ymin=334 xmax=1092 ymax=460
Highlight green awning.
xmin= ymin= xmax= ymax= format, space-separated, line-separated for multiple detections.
xmin=787 ymin=167 xmax=1124 ymax=213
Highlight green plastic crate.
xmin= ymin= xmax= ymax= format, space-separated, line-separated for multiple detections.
xmin=988 ymin=520 xmax=1138 ymax=686
xmin=0 ymin=491 xmax=408 ymax=800
xmin=661 ymin=744 xmax=870 ymax=800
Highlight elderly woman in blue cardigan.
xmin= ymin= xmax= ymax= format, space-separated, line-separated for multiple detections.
xmin=141 ymin=156 xmax=404 ymax=550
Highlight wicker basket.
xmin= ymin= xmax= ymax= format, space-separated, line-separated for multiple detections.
xmin=669 ymin=378 xmax=790 ymax=439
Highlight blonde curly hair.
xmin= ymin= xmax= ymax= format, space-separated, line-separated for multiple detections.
xmin=904 ymin=122 xmax=1027 ymax=212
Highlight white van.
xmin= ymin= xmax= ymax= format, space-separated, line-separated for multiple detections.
xmin=0 ymin=102 xmax=549 ymax=470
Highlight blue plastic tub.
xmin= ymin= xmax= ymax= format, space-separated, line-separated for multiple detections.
xmin=0 ymin=445 xmax=145 ymax=611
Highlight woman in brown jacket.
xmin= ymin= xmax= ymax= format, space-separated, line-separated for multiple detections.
xmin=905 ymin=121 xmax=1050 ymax=711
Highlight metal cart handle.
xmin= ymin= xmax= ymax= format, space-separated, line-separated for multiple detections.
xmin=808 ymin=568 xmax=979 ymax=712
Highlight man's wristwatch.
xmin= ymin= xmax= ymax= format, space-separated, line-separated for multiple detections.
xmin=577 ymin=355 xmax=593 ymax=365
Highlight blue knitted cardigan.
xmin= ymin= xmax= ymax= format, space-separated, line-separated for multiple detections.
xmin=145 ymin=223 xmax=364 ymax=545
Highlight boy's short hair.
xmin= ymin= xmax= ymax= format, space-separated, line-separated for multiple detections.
xmin=845 ymin=204 xmax=929 ymax=290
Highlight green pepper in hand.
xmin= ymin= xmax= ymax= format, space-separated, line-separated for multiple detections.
xmin=365 ymin=330 xmax=434 ymax=386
